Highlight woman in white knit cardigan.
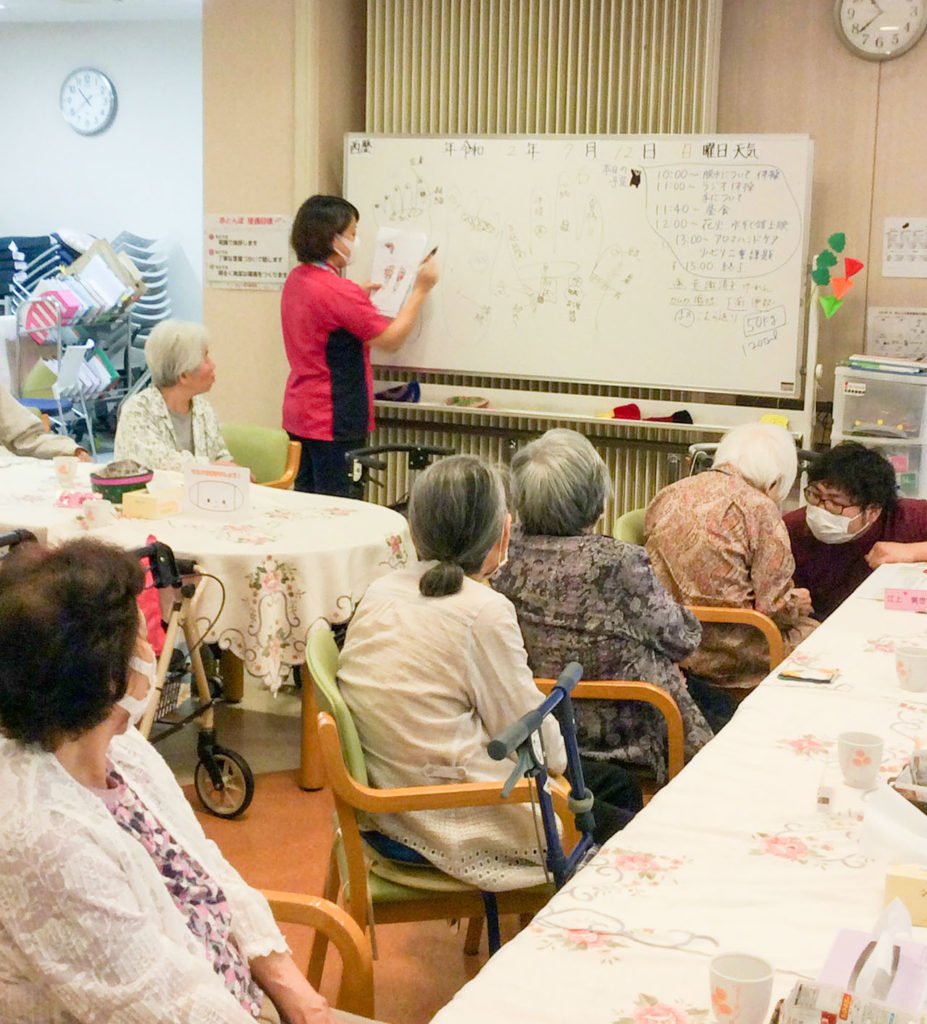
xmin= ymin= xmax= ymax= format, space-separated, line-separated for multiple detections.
xmin=0 ymin=538 xmax=330 ymax=1024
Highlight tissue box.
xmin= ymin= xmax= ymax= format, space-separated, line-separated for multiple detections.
xmin=891 ymin=766 xmax=927 ymax=813
xmin=121 ymin=487 xmax=183 ymax=519
xmin=819 ymin=929 xmax=927 ymax=1013
xmin=780 ymin=981 xmax=923 ymax=1024
xmin=886 ymin=865 xmax=927 ymax=927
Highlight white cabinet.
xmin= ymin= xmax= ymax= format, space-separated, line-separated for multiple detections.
xmin=832 ymin=366 xmax=927 ymax=498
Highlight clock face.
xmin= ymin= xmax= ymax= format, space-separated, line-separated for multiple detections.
xmin=59 ymin=67 xmax=117 ymax=135
xmin=834 ymin=0 xmax=927 ymax=60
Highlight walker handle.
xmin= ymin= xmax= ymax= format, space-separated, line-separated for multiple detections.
xmin=487 ymin=662 xmax=582 ymax=760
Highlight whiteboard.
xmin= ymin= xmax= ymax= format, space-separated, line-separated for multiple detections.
xmin=345 ymin=134 xmax=814 ymax=398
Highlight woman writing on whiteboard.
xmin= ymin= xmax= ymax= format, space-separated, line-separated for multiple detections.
xmin=281 ymin=194 xmax=439 ymax=496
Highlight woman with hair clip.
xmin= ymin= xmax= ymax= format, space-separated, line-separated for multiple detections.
xmin=281 ymin=194 xmax=438 ymax=495
xmin=337 ymin=456 xmax=641 ymax=892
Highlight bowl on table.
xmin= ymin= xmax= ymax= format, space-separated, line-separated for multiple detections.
xmin=90 ymin=460 xmax=153 ymax=504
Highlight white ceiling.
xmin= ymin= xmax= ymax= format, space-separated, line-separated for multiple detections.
xmin=0 ymin=0 xmax=200 ymax=22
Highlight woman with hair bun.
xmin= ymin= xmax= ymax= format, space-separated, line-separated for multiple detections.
xmin=337 ymin=456 xmax=640 ymax=891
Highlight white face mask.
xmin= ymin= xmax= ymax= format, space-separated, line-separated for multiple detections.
xmin=333 ymin=232 xmax=357 ymax=266
xmin=805 ymin=503 xmax=871 ymax=545
xmin=116 ymin=655 xmax=155 ymax=727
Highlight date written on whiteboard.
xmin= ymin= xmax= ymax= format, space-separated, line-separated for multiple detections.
xmin=744 ymin=306 xmax=786 ymax=336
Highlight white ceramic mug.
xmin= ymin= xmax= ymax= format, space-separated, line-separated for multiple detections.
xmin=83 ymin=497 xmax=117 ymax=529
xmin=53 ymin=455 xmax=79 ymax=487
xmin=709 ymin=952 xmax=774 ymax=1024
xmin=837 ymin=731 xmax=883 ymax=789
xmin=896 ymin=645 xmax=927 ymax=692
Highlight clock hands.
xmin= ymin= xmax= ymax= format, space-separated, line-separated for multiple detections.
xmin=78 ymin=89 xmax=92 ymax=108
xmin=859 ymin=0 xmax=885 ymax=33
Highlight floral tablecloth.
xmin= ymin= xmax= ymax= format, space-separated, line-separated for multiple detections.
xmin=431 ymin=562 xmax=927 ymax=1024
xmin=0 ymin=457 xmax=413 ymax=691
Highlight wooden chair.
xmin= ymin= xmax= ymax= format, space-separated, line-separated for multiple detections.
xmin=303 ymin=625 xmax=579 ymax=969
xmin=263 ymin=889 xmax=374 ymax=1017
xmin=534 ymin=678 xmax=685 ymax=793
xmin=221 ymin=422 xmax=300 ymax=488
xmin=686 ymin=605 xmax=785 ymax=671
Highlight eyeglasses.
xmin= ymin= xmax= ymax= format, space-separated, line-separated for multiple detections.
xmin=803 ymin=486 xmax=861 ymax=517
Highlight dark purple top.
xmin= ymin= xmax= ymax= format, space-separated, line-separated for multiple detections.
xmin=784 ymin=498 xmax=927 ymax=619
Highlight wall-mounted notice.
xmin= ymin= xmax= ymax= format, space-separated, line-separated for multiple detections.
xmin=345 ymin=134 xmax=814 ymax=398
xmin=205 ymin=214 xmax=291 ymax=291
xmin=866 ymin=307 xmax=927 ymax=360
xmin=883 ymin=217 xmax=927 ymax=278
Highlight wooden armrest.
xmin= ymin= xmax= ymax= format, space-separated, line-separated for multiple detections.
xmin=261 ymin=440 xmax=301 ymax=489
xmin=263 ymin=890 xmax=373 ymax=1017
xmin=535 ymin=678 xmax=685 ymax=780
xmin=686 ymin=604 xmax=785 ymax=669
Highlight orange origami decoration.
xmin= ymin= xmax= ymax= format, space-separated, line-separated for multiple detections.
xmin=831 ymin=276 xmax=854 ymax=300
xmin=845 ymin=257 xmax=864 ymax=278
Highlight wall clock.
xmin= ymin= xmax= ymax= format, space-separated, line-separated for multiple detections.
xmin=59 ymin=67 xmax=118 ymax=135
xmin=834 ymin=0 xmax=927 ymax=60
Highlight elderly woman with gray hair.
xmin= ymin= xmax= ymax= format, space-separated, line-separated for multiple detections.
xmin=645 ymin=421 xmax=817 ymax=690
xmin=492 ymin=429 xmax=714 ymax=783
xmin=114 ymin=319 xmax=232 ymax=471
xmin=337 ymin=455 xmax=641 ymax=890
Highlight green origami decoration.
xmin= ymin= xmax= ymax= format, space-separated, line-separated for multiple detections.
xmin=811 ymin=266 xmax=831 ymax=286
xmin=827 ymin=232 xmax=846 ymax=253
xmin=819 ymin=294 xmax=843 ymax=319
xmin=816 ymin=250 xmax=838 ymax=269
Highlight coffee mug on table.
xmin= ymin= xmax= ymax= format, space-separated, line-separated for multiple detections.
xmin=896 ymin=645 xmax=927 ymax=693
xmin=710 ymin=952 xmax=774 ymax=1024
xmin=837 ymin=731 xmax=883 ymax=789
xmin=53 ymin=455 xmax=79 ymax=487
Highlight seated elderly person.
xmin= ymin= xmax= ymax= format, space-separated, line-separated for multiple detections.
xmin=492 ymin=429 xmax=714 ymax=781
xmin=338 ymin=455 xmax=642 ymax=889
xmin=114 ymin=318 xmax=232 ymax=471
xmin=0 ymin=537 xmax=331 ymax=1023
xmin=0 ymin=383 xmax=91 ymax=460
xmin=645 ymin=421 xmax=817 ymax=690
xmin=784 ymin=441 xmax=927 ymax=619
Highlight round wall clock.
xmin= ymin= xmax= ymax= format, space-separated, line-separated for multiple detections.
xmin=834 ymin=0 xmax=927 ymax=60
xmin=59 ymin=67 xmax=118 ymax=135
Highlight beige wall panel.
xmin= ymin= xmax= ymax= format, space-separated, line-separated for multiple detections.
xmin=868 ymin=48 xmax=927 ymax=310
xmin=719 ymin=0 xmax=927 ymax=400
xmin=202 ymin=0 xmax=296 ymax=427
xmin=202 ymin=0 xmax=366 ymax=429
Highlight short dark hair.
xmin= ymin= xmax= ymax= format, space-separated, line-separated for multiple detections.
xmin=807 ymin=441 xmax=899 ymax=512
xmin=0 ymin=538 xmax=144 ymax=750
xmin=290 ymin=194 xmax=359 ymax=263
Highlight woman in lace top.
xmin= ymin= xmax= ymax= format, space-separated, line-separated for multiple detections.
xmin=0 ymin=538 xmax=331 ymax=1024
xmin=114 ymin=319 xmax=233 ymax=472
xmin=492 ymin=429 xmax=714 ymax=783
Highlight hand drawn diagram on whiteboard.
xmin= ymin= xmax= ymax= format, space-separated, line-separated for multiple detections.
xmin=345 ymin=134 xmax=814 ymax=398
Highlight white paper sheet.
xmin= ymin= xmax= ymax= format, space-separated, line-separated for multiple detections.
xmin=369 ymin=227 xmax=428 ymax=317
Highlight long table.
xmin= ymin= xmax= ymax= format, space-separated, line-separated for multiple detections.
xmin=431 ymin=563 xmax=927 ymax=1023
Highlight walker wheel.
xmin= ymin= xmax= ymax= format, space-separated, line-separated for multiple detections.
xmin=194 ymin=746 xmax=254 ymax=819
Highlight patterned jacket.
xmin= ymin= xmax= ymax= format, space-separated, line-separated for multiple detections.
xmin=645 ymin=466 xmax=817 ymax=687
xmin=492 ymin=530 xmax=712 ymax=782
xmin=114 ymin=386 xmax=231 ymax=471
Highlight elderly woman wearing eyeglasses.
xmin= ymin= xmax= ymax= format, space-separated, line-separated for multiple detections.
xmin=784 ymin=441 xmax=927 ymax=619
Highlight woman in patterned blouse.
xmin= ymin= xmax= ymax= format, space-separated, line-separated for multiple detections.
xmin=0 ymin=538 xmax=331 ymax=1024
xmin=645 ymin=421 xmax=817 ymax=690
xmin=492 ymin=429 xmax=714 ymax=784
